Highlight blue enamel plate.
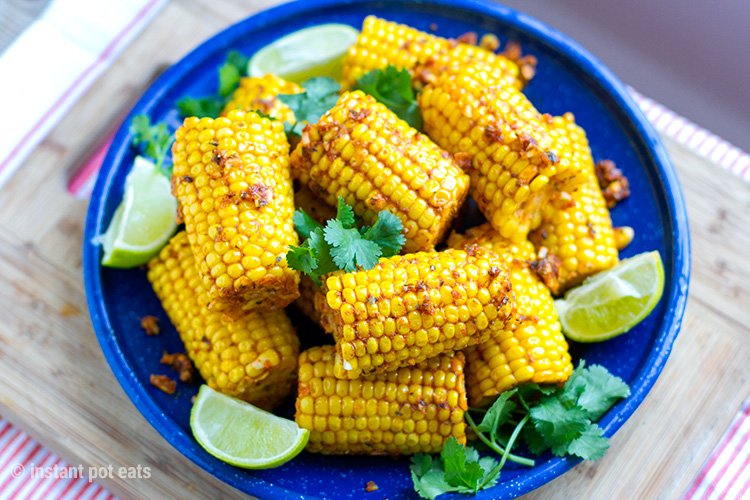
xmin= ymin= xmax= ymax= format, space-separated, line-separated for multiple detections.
xmin=83 ymin=0 xmax=690 ymax=498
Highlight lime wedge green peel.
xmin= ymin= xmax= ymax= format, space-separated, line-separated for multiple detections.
xmin=100 ymin=156 xmax=178 ymax=268
xmin=190 ymin=385 xmax=309 ymax=469
xmin=555 ymin=251 xmax=665 ymax=343
xmin=248 ymin=24 xmax=359 ymax=83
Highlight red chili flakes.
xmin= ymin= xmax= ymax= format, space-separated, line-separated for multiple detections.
xmin=140 ymin=315 xmax=160 ymax=336
xmin=150 ymin=374 xmax=176 ymax=395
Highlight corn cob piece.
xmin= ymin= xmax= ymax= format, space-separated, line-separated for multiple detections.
xmin=171 ymin=110 xmax=300 ymax=316
xmin=290 ymin=90 xmax=470 ymax=252
xmin=448 ymin=224 xmax=572 ymax=407
xmin=529 ymin=114 xmax=618 ymax=294
xmin=296 ymin=345 xmax=467 ymax=455
xmin=419 ymin=62 xmax=567 ymax=242
xmin=148 ymin=232 xmax=300 ymax=410
xmin=316 ymin=248 xmax=515 ymax=379
xmin=342 ymin=16 xmax=525 ymax=90
xmin=221 ymin=74 xmax=302 ymax=123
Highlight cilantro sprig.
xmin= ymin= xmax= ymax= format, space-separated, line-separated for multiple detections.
xmin=355 ymin=65 xmax=422 ymax=129
xmin=286 ymin=197 xmax=405 ymax=285
xmin=177 ymin=50 xmax=249 ymax=118
xmin=129 ymin=114 xmax=174 ymax=178
xmin=278 ymin=77 xmax=341 ymax=136
xmin=411 ymin=362 xmax=629 ymax=499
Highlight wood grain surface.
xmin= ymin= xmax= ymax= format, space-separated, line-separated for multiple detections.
xmin=0 ymin=1 xmax=748 ymax=499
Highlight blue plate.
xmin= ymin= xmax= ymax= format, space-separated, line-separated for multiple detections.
xmin=83 ymin=0 xmax=690 ymax=498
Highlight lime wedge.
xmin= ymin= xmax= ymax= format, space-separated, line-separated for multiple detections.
xmin=100 ymin=156 xmax=177 ymax=268
xmin=555 ymin=251 xmax=665 ymax=343
xmin=247 ymin=24 xmax=359 ymax=83
xmin=190 ymin=385 xmax=309 ymax=469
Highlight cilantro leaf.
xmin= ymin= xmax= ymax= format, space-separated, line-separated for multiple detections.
xmin=411 ymin=439 xmax=500 ymax=499
xmin=285 ymin=243 xmax=318 ymax=276
xmin=129 ymin=114 xmax=174 ymax=176
xmin=477 ymin=389 xmax=517 ymax=435
xmin=293 ymin=209 xmax=323 ymax=239
xmin=279 ymin=77 xmax=340 ymax=136
xmin=529 ymin=397 xmax=590 ymax=456
xmin=362 ymin=211 xmax=406 ymax=257
xmin=177 ymin=96 xmax=225 ymax=119
xmin=335 ymin=196 xmax=356 ymax=229
xmin=563 ymin=363 xmax=631 ymax=421
xmin=178 ymin=50 xmax=248 ymax=118
xmin=324 ymin=220 xmax=382 ymax=271
xmin=355 ymin=65 xmax=422 ymax=129
xmin=565 ymin=425 xmax=609 ymax=460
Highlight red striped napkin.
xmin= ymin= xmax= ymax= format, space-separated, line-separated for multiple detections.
xmin=685 ymin=398 xmax=750 ymax=499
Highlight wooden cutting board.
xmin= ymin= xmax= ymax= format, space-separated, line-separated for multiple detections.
xmin=1 ymin=1 xmax=749 ymax=498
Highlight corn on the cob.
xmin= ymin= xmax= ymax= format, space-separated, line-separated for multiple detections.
xmin=221 ymin=74 xmax=302 ymax=123
xmin=448 ymin=224 xmax=572 ymax=406
xmin=316 ymin=248 xmax=515 ymax=379
xmin=529 ymin=114 xmax=618 ymax=294
xmin=296 ymin=346 xmax=467 ymax=455
xmin=342 ymin=16 xmax=524 ymax=90
xmin=419 ymin=62 xmax=567 ymax=242
xmin=290 ymin=91 xmax=470 ymax=252
xmin=148 ymin=232 xmax=299 ymax=410
xmin=171 ymin=110 xmax=300 ymax=316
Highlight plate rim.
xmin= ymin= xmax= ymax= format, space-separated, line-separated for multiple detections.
xmin=83 ymin=0 xmax=691 ymax=497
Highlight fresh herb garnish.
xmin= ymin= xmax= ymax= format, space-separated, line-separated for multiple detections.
xmin=412 ymin=362 xmax=629 ymax=498
xmin=177 ymin=50 xmax=249 ymax=118
xmin=411 ymin=438 xmax=501 ymax=500
xmin=286 ymin=197 xmax=405 ymax=285
xmin=355 ymin=65 xmax=422 ymax=129
xmin=278 ymin=77 xmax=341 ymax=136
xmin=129 ymin=114 xmax=174 ymax=178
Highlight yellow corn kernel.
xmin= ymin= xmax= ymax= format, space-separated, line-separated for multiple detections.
xmin=341 ymin=16 xmax=525 ymax=90
xmin=419 ymin=62 xmax=565 ymax=242
xmin=315 ymin=248 xmax=515 ymax=379
xmin=448 ymin=225 xmax=573 ymax=406
xmin=296 ymin=346 xmax=467 ymax=454
xmin=172 ymin=110 xmax=300 ymax=316
xmin=529 ymin=113 xmax=619 ymax=294
xmin=222 ymin=74 xmax=302 ymax=123
xmin=290 ymin=91 xmax=470 ymax=252
xmin=148 ymin=232 xmax=299 ymax=410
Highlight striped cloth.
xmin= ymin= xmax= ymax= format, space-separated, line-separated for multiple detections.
xmin=0 ymin=417 xmax=113 ymax=500
xmin=685 ymin=398 xmax=750 ymax=500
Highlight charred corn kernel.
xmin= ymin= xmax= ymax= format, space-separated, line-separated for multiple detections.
xmin=294 ymin=184 xmax=336 ymax=223
xmin=316 ymin=248 xmax=515 ymax=379
xmin=290 ymin=91 xmax=469 ymax=252
xmin=530 ymin=114 xmax=619 ymax=294
xmin=296 ymin=345 xmax=467 ymax=454
xmin=148 ymin=232 xmax=299 ymax=410
xmin=172 ymin=110 xmax=300 ymax=316
xmin=419 ymin=62 xmax=563 ymax=242
xmin=448 ymin=225 xmax=573 ymax=406
xmin=222 ymin=75 xmax=302 ymax=123
xmin=342 ymin=16 xmax=523 ymax=90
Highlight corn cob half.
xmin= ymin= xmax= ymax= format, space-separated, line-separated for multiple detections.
xmin=419 ymin=62 xmax=566 ymax=242
xmin=316 ymin=248 xmax=515 ymax=379
xmin=148 ymin=232 xmax=300 ymax=410
xmin=171 ymin=110 xmax=300 ymax=316
xmin=448 ymin=224 xmax=573 ymax=407
xmin=529 ymin=114 xmax=618 ymax=294
xmin=222 ymin=74 xmax=302 ymax=123
xmin=342 ymin=16 xmax=525 ymax=90
xmin=290 ymin=90 xmax=470 ymax=252
xmin=296 ymin=346 xmax=467 ymax=455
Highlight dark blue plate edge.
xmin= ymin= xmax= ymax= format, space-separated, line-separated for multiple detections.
xmin=82 ymin=0 xmax=691 ymax=498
